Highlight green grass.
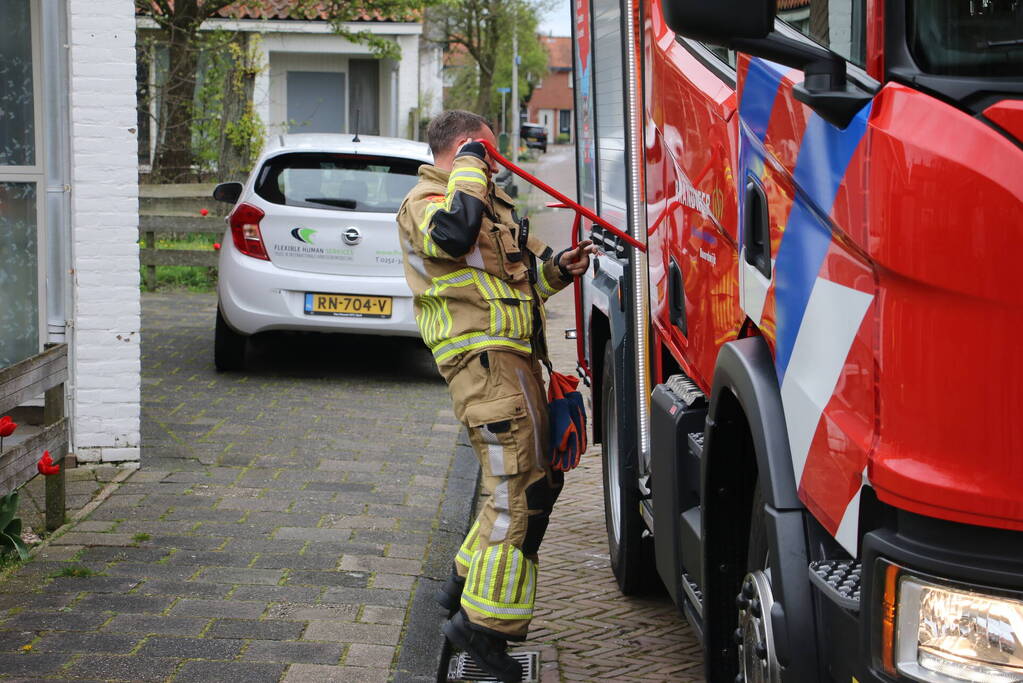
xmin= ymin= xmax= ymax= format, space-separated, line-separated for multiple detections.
xmin=52 ymin=564 xmax=98 ymax=578
xmin=0 ymin=552 xmax=24 ymax=574
xmin=132 ymin=533 xmax=151 ymax=544
xmin=141 ymin=232 xmax=220 ymax=292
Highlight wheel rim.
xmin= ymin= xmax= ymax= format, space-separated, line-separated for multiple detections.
xmin=737 ymin=571 xmax=781 ymax=683
xmin=606 ymin=384 xmax=621 ymax=544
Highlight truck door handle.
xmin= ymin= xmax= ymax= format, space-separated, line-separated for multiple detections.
xmin=743 ymin=176 xmax=772 ymax=279
xmin=669 ymin=258 xmax=687 ymax=336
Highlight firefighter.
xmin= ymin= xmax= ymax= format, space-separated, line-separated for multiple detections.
xmin=397 ymin=110 xmax=593 ymax=683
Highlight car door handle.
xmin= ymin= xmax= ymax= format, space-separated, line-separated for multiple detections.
xmin=743 ymin=175 xmax=771 ymax=279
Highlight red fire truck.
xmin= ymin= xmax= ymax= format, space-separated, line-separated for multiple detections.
xmin=569 ymin=0 xmax=1023 ymax=680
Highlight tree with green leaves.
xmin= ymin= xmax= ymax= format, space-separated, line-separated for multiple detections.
xmin=138 ymin=0 xmax=430 ymax=181
xmin=432 ymin=0 xmax=550 ymax=122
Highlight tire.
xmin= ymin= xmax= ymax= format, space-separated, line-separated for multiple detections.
xmin=214 ymin=306 xmax=247 ymax=372
xmin=601 ymin=340 xmax=650 ymax=594
xmin=747 ymin=482 xmax=769 ymax=573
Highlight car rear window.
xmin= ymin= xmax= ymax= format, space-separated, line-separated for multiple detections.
xmin=523 ymin=125 xmax=545 ymax=136
xmin=255 ymin=153 xmax=422 ymax=213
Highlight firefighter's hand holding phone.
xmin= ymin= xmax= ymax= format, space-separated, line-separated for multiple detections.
xmin=556 ymin=240 xmax=597 ymax=277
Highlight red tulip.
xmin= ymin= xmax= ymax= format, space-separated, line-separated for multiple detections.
xmin=213 ymin=243 xmax=221 ymax=250
xmin=200 ymin=208 xmax=209 ymax=216
xmin=0 ymin=416 xmax=16 ymax=438
xmin=37 ymin=451 xmax=60 ymax=476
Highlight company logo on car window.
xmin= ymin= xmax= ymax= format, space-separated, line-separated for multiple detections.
xmin=291 ymin=228 xmax=317 ymax=244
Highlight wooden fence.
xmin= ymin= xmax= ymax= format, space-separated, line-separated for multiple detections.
xmin=0 ymin=344 xmax=69 ymax=531
xmin=139 ymin=215 xmax=224 ymax=291
xmin=139 ymin=183 xmax=225 ymax=291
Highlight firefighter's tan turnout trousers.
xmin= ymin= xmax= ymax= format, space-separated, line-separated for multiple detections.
xmin=440 ymin=348 xmax=564 ymax=641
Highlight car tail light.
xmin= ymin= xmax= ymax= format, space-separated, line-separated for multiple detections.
xmin=229 ymin=203 xmax=269 ymax=261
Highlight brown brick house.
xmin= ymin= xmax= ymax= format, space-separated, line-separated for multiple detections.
xmin=526 ymin=36 xmax=573 ymax=144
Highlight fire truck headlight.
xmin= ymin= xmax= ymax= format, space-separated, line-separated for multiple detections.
xmin=895 ymin=574 xmax=1023 ymax=682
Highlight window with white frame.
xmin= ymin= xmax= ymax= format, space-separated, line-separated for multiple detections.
xmin=0 ymin=0 xmax=44 ymax=368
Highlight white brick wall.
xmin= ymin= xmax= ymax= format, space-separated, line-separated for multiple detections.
xmin=68 ymin=0 xmax=141 ymax=464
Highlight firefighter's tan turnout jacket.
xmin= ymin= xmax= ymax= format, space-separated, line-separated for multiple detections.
xmin=397 ymin=151 xmax=572 ymax=368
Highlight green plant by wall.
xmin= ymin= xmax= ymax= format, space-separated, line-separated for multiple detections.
xmin=0 ymin=492 xmax=28 ymax=561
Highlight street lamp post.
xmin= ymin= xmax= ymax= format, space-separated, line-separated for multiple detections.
xmin=511 ymin=27 xmax=519 ymax=164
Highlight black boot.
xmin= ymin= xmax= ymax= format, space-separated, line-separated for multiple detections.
xmin=443 ymin=611 xmax=522 ymax=683
xmin=434 ymin=569 xmax=465 ymax=616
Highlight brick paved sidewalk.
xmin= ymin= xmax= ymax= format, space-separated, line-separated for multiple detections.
xmin=0 ymin=293 xmax=471 ymax=682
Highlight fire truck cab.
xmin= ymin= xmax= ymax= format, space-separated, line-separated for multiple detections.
xmin=571 ymin=0 xmax=1023 ymax=680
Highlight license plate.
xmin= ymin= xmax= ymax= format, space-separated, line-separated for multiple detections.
xmin=304 ymin=293 xmax=392 ymax=318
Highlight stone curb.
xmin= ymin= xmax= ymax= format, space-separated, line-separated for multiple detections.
xmin=24 ymin=465 xmax=136 ymax=560
xmin=394 ymin=429 xmax=480 ymax=683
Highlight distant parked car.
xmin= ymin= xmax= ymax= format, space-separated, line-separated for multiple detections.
xmin=211 ymin=133 xmax=432 ymax=371
xmin=520 ymin=123 xmax=548 ymax=153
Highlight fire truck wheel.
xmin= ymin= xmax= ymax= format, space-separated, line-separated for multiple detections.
xmin=747 ymin=482 xmax=769 ymax=572
xmin=600 ymin=340 xmax=651 ymax=595
xmin=736 ymin=481 xmax=781 ymax=682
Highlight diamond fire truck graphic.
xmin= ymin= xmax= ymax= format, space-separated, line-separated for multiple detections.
xmin=290 ymin=228 xmax=317 ymax=244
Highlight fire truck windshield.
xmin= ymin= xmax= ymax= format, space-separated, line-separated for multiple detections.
xmin=909 ymin=0 xmax=1023 ymax=77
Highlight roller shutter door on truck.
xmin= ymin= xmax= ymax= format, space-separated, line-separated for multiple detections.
xmin=592 ymin=0 xmax=628 ymax=232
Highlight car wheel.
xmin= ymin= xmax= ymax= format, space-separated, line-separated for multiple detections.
xmin=541 ymin=145 xmax=547 ymax=153
xmin=601 ymin=340 xmax=651 ymax=595
xmin=214 ymin=307 xmax=247 ymax=372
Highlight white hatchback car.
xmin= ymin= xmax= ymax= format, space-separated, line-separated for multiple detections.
xmin=212 ymin=133 xmax=433 ymax=371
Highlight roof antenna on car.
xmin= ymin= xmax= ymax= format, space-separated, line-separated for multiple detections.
xmin=352 ymin=109 xmax=361 ymax=143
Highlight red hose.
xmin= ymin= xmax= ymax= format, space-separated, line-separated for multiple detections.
xmin=480 ymin=140 xmax=647 ymax=253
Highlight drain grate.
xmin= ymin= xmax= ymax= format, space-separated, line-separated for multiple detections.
xmin=447 ymin=650 xmax=540 ymax=682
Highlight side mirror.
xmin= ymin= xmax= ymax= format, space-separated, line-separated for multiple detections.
xmin=212 ymin=182 xmax=243 ymax=204
xmin=662 ymin=0 xmax=871 ymax=128
xmin=661 ymin=0 xmax=775 ymax=44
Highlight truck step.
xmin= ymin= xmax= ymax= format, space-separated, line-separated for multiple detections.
xmin=687 ymin=431 xmax=704 ymax=459
xmin=809 ymin=559 xmax=861 ymax=610
xmin=681 ymin=571 xmax=705 ymax=642
xmin=664 ymin=374 xmax=706 ymax=407
xmin=679 ymin=506 xmax=702 ymax=588
xmin=681 ymin=570 xmax=703 ymax=614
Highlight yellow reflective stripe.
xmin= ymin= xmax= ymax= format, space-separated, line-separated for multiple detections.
xmin=486 ymin=548 xmax=503 ymax=605
xmin=494 ymin=545 xmax=512 ymax=603
xmin=447 ymin=167 xmax=488 ymax=190
xmin=460 ymin=594 xmax=533 ymax=619
xmin=461 ymin=547 xmax=536 ymax=620
xmin=537 ymin=264 xmax=558 ymax=299
xmin=467 ymin=544 xmax=483 ymax=598
xmin=419 ymin=298 xmax=433 ymax=346
xmin=441 ymin=299 xmax=453 ymax=338
xmin=523 ymin=560 xmax=536 ymax=606
xmin=448 ymin=175 xmax=488 ymax=190
xmin=504 ymin=548 xmax=521 ymax=604
xmin=431 ymin=334 xmax=531 ymax=362
xmin=505 ymin=301 xmax=516 ymax=338
xmin=456 ymin=522 xmax=480 ymax=568
xmin=418 ymin=202 xmax=441 ymax=257
xmin=425 ymin=269 xmax=478 ymax=295
xmin=490 ymin=297 xmax=500 ymax=336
